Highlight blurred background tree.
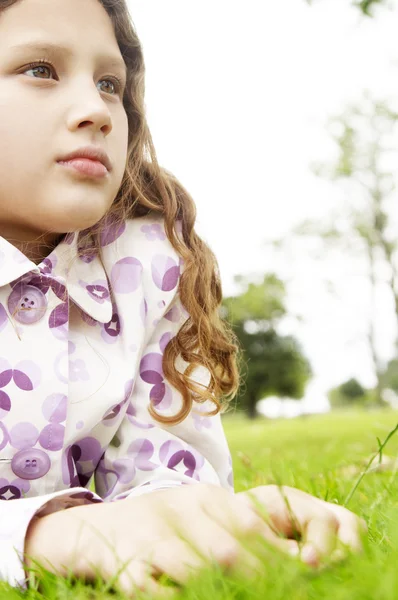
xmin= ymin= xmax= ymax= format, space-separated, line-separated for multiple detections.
xmin=328 ymin=377 xmax=371 ymax=408
xmin=305 ymin=0 xmax=392 ymax=17
xmin=380 ymin=357 xmax=398 ymax=396
xmin=220 ymin=0 xmax=396 ymax=419
xmin=264 ymin=91 xmax=398 ymax=409
xmin=298 ymin=0 xmax=396 ymax=411
xmin=221 ymin=274 xmax=312 ymax=418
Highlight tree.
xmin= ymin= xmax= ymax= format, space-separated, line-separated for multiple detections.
xmin=380 ymin=357 xmax=398 ymax=395
xmin=312 ymin=93 xmax=398 ymax=404
xmin=340 ymin=378 xmax=366 ymax=399
xmin=267 ymin=91 xmax=398 ymax=406
xmin=222 ymin=274 xmax=312 ymax=419
xmin=305 ymin=0 xmax=392 ymax=17
xmin=328 ymin=377 xmax=378 ymax=408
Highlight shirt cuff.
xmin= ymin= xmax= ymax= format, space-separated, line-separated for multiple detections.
xmin=111 ymin=478 xmax=201 ymax=501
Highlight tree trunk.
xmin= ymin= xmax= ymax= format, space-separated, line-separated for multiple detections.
xmin=367 ymin=240 xmax=384 ymax=406
xmin=247 ymin=392 xmax=258 ymax=419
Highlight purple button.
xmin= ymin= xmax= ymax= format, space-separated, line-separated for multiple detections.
xmin=11 ymin=449 xmax=51 ymax=480
xmin=7 ymin=284 xmax=48 ymax=325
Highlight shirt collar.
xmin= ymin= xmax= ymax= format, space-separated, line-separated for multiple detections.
xmin=0 ymin=231 xmax=113 ymax=324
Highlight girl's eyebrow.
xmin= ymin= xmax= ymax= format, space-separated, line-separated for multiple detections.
xmin=9 ymin=40 xmax=127 ymax=77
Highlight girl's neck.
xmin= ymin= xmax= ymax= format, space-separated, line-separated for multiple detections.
xmin=0 ymin=227 xmax=65 ymax=266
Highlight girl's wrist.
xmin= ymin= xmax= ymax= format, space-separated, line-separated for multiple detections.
xmin=24 ymin=508 xmax=78 ymax=579
xmin=24 ymin=501 xmax=110 ymax=582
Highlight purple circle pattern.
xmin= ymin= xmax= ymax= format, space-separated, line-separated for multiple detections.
xmin=111 ymin=257 xmax=143 ymax=294
xmin=139 ymin=344 xmax=174 ymax=411
xmin=0 ymin=217 xmax=232 ymax=503
xmin=62 ymin=437 xmax=104 ymax=488
xmin=151 ymin=255 xmax=180 ymax=292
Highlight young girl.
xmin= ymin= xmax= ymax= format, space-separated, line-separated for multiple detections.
xmin=0 ymin=0 xmax=365 ymax=596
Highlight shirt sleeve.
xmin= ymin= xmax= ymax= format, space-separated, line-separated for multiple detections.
xmin=0 ymin=486 xmax=104 ymax=590
xmin=94 ymin=287 xmax=235 ymax=502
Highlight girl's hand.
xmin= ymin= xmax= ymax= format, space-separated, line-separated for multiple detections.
xmin=25 ymin=483 xmax=366 ymax=597
xmin=236 ymin=484 xmax=367 ymax=567
xmin=24 ymin=483 xmax=306 ymax=596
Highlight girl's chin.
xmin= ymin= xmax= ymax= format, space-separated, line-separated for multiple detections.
xmin=43 ymin=208 xmax=109 ymax=232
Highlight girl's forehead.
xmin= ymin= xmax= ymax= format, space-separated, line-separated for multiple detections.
xmin=0 ymin=0 xmax=118 ymax=47
xmin=0 ymin=0 xmax=125 ymax=71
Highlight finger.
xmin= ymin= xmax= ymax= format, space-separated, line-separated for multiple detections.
xmin=301 ymin=514 xmax=338 ymax=566
xmin=141 ymin=537 xmax=205 ymax=585
xmin=320 ymin=501 xmax=367 ymax=553
xmin=236 ymin=486 xmax=306 ymax=539
xmin=232 ymin=509 xmax=302 ymax=560
xmin=203 ymin=491 xmax=301 ymax=561
xmin=113 ymin=560 xmax=177 ymax=599
xmin=148 ymin=524 xmax=264 ymax=583
xmin=240 ymin=486 xmax=341 ymax=553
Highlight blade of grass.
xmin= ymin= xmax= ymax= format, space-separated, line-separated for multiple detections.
xmin=343 ymin=423 xmax=398 ymax=507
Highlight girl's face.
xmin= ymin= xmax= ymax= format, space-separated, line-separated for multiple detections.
xmin=0 ymin=0 xmax=129 ymax=261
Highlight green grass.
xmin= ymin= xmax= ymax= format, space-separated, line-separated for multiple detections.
xmin=2 ymin=408 xmax=398 ymax=599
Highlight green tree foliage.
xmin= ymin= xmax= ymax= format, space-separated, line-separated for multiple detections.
xmin=356 ymin=0 xmax=388 ymax=17
xmin=222 ymin=275 xmax=312 ymax=418
xmin=223 ymin=274 xmax=286 ymax=326
xmin=328 ymin=377 xmax=368 ymax=407
xmin=381 ymin=357 xmax=398 ymax=395
xmin=340 ymin=378 xmax=366 ymax=399
xmin=305 ymin=0 xmax=392 ymax=17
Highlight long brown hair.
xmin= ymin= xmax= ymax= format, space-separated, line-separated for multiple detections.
xmin=1 ymin=0 xmax=241 ymax=425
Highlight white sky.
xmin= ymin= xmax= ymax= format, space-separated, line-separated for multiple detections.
xmin=127 ymin=0 xmax=398 ymax=412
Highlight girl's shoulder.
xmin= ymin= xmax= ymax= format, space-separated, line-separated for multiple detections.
xmin=101 ymin=213 xmax=182 ymax=258
xmin=100 ymin=213 xmax=185 ymax=291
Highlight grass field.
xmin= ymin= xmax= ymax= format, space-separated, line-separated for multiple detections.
xmin=2 ymin=408 xmax=398 ymax=599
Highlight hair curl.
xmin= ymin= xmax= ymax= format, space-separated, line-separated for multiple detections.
xmin=0 ymin=0 xmax=241 ymax=425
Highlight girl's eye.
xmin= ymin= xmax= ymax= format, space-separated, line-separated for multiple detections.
xmin=22 ymin=60 xmax=123 ymax=96
xmin=24 ymin=62 xmax=54 ymax=80
xmin=98 ymin=78 xmax=123 ymax=96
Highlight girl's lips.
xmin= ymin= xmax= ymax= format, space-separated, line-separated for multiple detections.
xmin=57 ymin=158 xmax=108 ymax=178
